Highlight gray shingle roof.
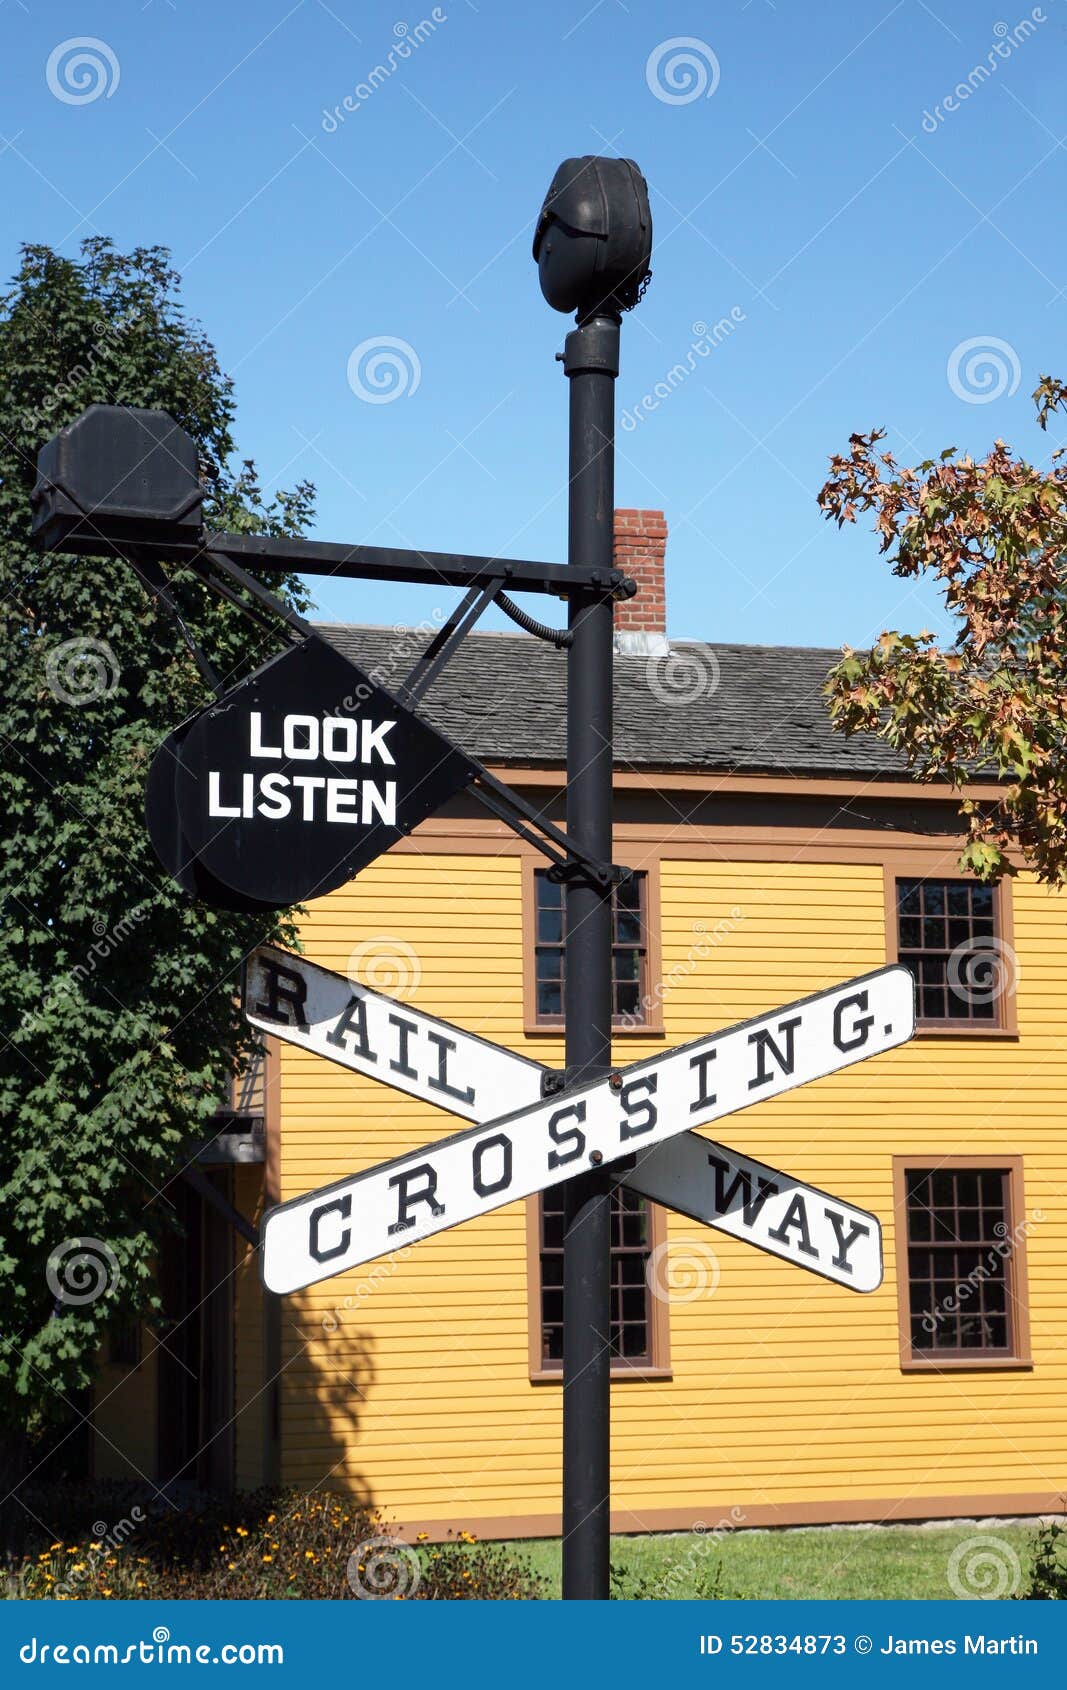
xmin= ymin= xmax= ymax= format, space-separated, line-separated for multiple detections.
xmin=316 ymin=624 xmax=906 ymax=779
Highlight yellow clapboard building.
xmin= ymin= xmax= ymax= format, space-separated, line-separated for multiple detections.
xmin=94 ymin=510 xmax=1067 ymax=1539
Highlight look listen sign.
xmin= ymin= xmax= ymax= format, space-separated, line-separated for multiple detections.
xmin=149 ymin=636 xmax=477 ymax=907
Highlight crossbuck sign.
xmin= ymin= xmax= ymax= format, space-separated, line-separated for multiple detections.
xmin=248 ymin=948 xmax=913 ymax=1297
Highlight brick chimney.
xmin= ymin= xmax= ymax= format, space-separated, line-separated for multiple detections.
xmin=613 ymin=508 xmax=668 ymax=655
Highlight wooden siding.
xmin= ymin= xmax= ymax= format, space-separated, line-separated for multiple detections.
xmin=240 ymin=848 xmax=1067 ymax=1532
xmin=92 ymin=1333 xmax=157 ymax=1483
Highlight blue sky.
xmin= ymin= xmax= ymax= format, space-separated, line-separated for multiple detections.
xmin=3 ymin=0 xmax=1066 ymax=650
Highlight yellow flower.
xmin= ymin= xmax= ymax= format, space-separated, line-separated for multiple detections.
xmin=266 ymin=1514 xmax=276 ymax=1524
xmin=102 ymin=1588 xmax=113 ymax=1597
xmin=262 ymin=1555 xmax=273 ymax=1564
xmin=228 ymin=1562 xmax=237 ymax=1571
xmin=416 ymin=1533 xmax=428 ymax=1542
xmin=235 ymin=1527 xmax=248 ymax=1538
xmin=49 ymin=1543 xmax=61 ymax=1552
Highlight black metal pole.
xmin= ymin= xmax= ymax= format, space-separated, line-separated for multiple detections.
xmin=561 ymin=311 xmax=620 ymax=1601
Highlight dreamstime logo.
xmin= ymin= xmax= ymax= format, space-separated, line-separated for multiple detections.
xmin=46 ymin=38 xmax=120 ymax=105
xmin=646 ymin=645 xmax=721 ymax=707
xmin=321 ymin=11 xmax=447 ymax=131
xmin=948 ymin=936 xmax=1019 ymax=1006
xmin=21 ymin=308 xmax=143 ymax=441
xmin=646 ymin=37 xmax=720 ymax=105
xmin=53 ymin=1509 xmax=145 ymax=1599
xmin=919 ymin=1207 xmax=1044 ymax=1338
xmin=46 ymin=1237 xmax=121 ymax=1307
xmin=617 ymin=908 xmax=746 ymax=1031
xmin=317 ymin=1243 xmax=414 ymax=1337
xmin=620 ymin=310 xmax=746 ymax=432
xmin=346 ymin=1535 xmax=422 ymax=1599
xmin=947 ymin=1533 xmax=1022 ymax=1598
xmin=45 ymin=636 xmax=120 ymax=705
xmin=348 ymin=936 xmax=422 ymax=999
xmin=646 ymin=1238 xmax=720 ymax=1304
xmin=920 ymin=11 xmax=1046 ymax=132
xmin=947 ymin=336 xmax=1020 ymax=404
xmin=347 ymin=337 xmax=422 ymax=404
xmin=16 ymin=902 xmax=150 ymax=1044
xmin=652 ymin=1509 xmax=747 ymax=1598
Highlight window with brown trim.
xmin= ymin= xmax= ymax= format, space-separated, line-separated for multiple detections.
xmin=538 ymin=1186 xmax=656 ymax=1370
xmin=898 ymin=1162 xmax=1031 ymax=1366
xmin=895 ymin=877 xmax=1002 ymax=1027
xmin=533 ymin=867 xmax=648 ymax=1026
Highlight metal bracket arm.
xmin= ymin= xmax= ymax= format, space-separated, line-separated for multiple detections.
xmin=179 ymin=1162 xmax=260 ymax=1249
xmin=48 ymin=523 xmax=637 ymax=602
xmin=470 ymin=768 xmax=627 ymax=891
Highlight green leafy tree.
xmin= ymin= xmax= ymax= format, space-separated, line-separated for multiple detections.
xmin=818 ymin=378 xmax=1067 ymax=883
xmin=0 ymin=239 xmax=314 ymax=1517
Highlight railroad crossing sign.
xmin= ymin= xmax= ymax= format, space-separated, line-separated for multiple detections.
xmin=249 ymin=946 xmax=911 ymax=1296
xmin=244 ymin=945 xmax=546 ymax=1122
xmin=245 ymin=946 xmax=885 ymax=1290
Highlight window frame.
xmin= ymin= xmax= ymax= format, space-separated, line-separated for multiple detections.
xmin=892 ymin=1155 xmax=1032 ymax=1372
xmin=883 ymin=858 xmax=1018 ymax=1039
xmin=522 ymin=855 xmax=663 ymax=1036
xmin=524 ymin=1193 xmax=672 ymax=1382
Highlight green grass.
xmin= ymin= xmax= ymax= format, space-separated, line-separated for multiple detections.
xmin=510 ymin=1522 xmax=1040 ymax=1600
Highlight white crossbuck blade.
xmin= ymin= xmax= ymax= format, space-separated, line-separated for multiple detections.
xmin=247 ymin=947 xmax=912 ymax=1296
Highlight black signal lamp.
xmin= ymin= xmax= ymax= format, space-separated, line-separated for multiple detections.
xmin=31 ymin=403 xmax=203 ymax=554
xmin=532 ymin=156 xmax=652 ymax=321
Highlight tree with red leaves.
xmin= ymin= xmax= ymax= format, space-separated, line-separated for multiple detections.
xmin=819 ymin=377 xmax=1067 ymax=883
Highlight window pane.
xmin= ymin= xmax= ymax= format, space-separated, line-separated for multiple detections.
xmin=536 ymin=868 xmax=649 ymax=1027
xmin=542 ymin=1188 xmax=653 ymax=1368
xmin=905 ymin=1166 xmax=1013 ymax=1357
xmin=616 ymin=875 xmax=642 ymax=912
xmin=615 ymin=981 xmax=640 ymax=1016
xmin=536 ymin=947 xmax=562 ymax=981
xmin=956 ymin=1173 xmax=979 ymax=1206
xmin=897 ymin=877 xmax=1004 ymax=1027
xmin=615 ymin=910 xmax=641 ymax=945
xmin=537 ymin=874 xmax=563 ymax=911
xmin=537 ymin=907 xmax=563 ymax=944
xmin=613 ymin=948 xmax=640 ymax=981
xmin=536 ymin=982 xmax=562 ymax=1018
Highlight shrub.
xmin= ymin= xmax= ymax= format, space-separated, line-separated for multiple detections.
xmin=3 ymin=1484 xmax=545 ymax=1600
xmin=1020 ymin=1519 xmax=1067 ymax=1601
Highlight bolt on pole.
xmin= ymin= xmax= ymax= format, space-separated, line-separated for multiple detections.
xmin=561 ymin=311 xmax=620 ymax=1601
